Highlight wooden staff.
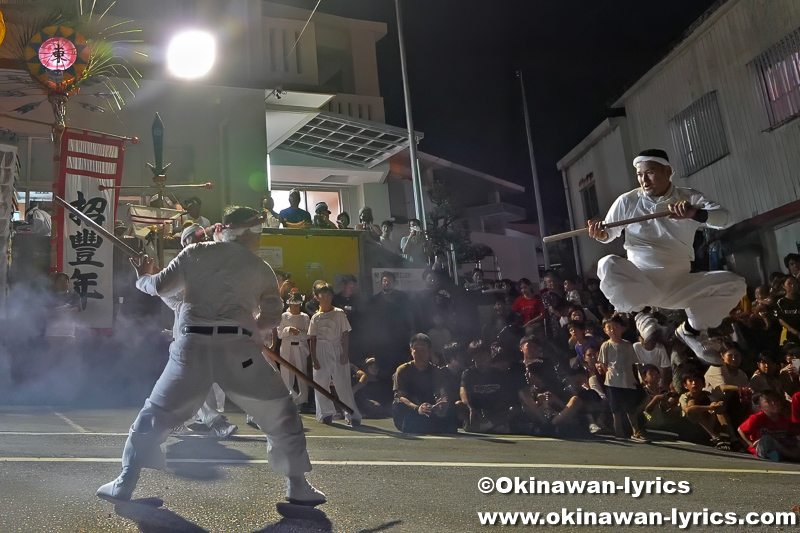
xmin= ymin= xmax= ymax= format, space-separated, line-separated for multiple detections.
xmin=260 ymin=346 xmax=355 ymax=415
xmin=542 ymin=211 xmax=673 ymax=243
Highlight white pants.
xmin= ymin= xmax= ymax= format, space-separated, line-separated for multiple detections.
xmin=598 ymin=255 xmax=746 ymax=330
xmin=312 ymin=340 xmax=361 ymax=422
xmin=121 ymin=333 xmax=311 ymax=477
xmin=280 ymin=341 xmax=310 ymax=405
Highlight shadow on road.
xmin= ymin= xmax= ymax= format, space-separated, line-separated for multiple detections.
xmin=114 ymin=499 xmax=208 ymax=532
xmin=356 ymin=520 xmax=403 ymax=532
xmin=166 ymin=437 xmax=253 ymax=481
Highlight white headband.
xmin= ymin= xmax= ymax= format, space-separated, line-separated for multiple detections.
xmin=215 ymin=223 xmax=262 ymax=242
xmin=633 ymin=155 xmax=671 ymax=168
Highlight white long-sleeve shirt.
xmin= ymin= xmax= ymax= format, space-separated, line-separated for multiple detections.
xmin=600 ymin=184 xmax=730 ymax=269
xmin=135 ymin=241 xmax=283 ymax=335
xmin=278 ymin=311 xmax=311 ymax=342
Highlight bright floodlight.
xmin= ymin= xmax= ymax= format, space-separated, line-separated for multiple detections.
xmin=167 ymin=30 xmax=215 ymax=79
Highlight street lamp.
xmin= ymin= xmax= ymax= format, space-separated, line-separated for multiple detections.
xmin=167 ymin=30 xmax=216 ymax=79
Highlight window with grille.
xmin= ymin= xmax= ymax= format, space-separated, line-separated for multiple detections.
xmin=579 ymin=176 xmax=600 ymax=222
xmin=749 ymin=28 xmax=800 ymax=130
xmin=668 ymin=91 xmax=729 ymax=177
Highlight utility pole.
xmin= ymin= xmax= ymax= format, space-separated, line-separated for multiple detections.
xmin=517 ymin=69 xmax=550 ymax=269
xmin=395 ymin=0 xmax=426 ymax=230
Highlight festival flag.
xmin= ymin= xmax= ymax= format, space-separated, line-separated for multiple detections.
xmin=55 ymin=130 xmax=125 ymax=328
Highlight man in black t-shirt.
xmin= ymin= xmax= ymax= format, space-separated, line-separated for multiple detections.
xmin=392 ymin=333 xmax=457 ymax=434
xmin=459 ymin=341 xmax=526 ymax=433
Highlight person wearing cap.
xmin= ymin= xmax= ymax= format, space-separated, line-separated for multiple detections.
xmin=587 ymin=149 xmax=745 ymax=366
xmin=312 ymin=202 xmax=337 ymax=229
xmin=279 ymin=189 xmax=312 ymax=228
xmin=97 ymin=206 xmax=325 ymax=507
xmin=180 ymin=196 xmax=210 ymax=228
xmin=277 ymin=291 xmax=312 ymax=407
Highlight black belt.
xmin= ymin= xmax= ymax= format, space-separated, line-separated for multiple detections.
xmin=291 ymin=341 xmax=300 ymax=345
xmin=182 ymin=325 xmax=253 ymax=336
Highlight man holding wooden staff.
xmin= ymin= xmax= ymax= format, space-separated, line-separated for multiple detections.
xmin=587 ymin=149 xmax=745 ymax=365
xmin=97 ymin=206 xmax=326 ymax=506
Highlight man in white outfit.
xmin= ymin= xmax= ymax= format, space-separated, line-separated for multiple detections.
xmin=278 ymin=291 xmax=311 ymax=407
xmin=97 ymin=207 xmax=325 ymax=506
xmin=588 ymin=149 xmax=746 ymax=365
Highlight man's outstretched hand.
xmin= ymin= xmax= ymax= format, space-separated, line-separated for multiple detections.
xmin=130 ymin=255 xmax=156 ymax=277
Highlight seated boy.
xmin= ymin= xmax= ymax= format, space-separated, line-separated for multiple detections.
xmin=680 ymin=372 xmax=735 ymax=450
xmin=738 ymin=390 xmax=800 ymax=462
xmin=640 ymin=365 xmax=682 ymax=432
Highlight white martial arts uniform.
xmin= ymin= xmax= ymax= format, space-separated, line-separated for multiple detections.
xmin=122 ymin=241 xmax=311 ymax=477
xmin=163 ymin=291 xmax=227 ymax=427
xmin=597 ymin=184 xmax=745 ymax=330
xmin=308 ymin=307 xmax=361 ymax=423
xmin=277 ymin=311 xmax=311 ymax=405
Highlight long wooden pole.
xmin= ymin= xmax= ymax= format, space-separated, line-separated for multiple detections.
xmin=542 ymin=211 xmax=672 ymax=243
xmin=260 ymin=346 xmax=355 ymax=415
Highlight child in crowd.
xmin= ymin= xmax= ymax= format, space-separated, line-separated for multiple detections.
xmin=583 ymin=347 xmax=606 ymax=400
xmin=749 ymin=352 xmax=784 ymax=398
xmin=777 ymin=275 xmax=800 ymax=345
xmin=639 ymin=365 xmax=682 ymax=432
xmin=738 ymin=390 xmax=800 ymax=462
xmin=563 ymin=278 xmax=582 ymax=307
xmin=598 ymin=315 xmax=649 ymax=443
xmin=633 ymin=333 xmax=671 ymax=390
xmin=352 ymin=358 xmax=391 ymax=418
xmin=309 ymin=283 xmax=362 ymax=426
xmin=513 ymin=278 xmax=545 ymax=330
xmin=680 ymin=372 xmax=733 ymax=450
xmin=568 ymin=322 xmax=601 ymax=369
xmin=277 ymin=291 xmax=311 ymax=408
xmin=564 ymin=368 xmax=605 ymax=433
xmin=781 ymin=343 xmax=800 ymax=398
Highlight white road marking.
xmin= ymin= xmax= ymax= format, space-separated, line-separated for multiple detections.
xmin=51 ymin=412 xmax=88 ymax=433
xmin=0 ymin=431 xmax=556 ymax=442
xmin=0 ymin=456 xmax=798 ymax=475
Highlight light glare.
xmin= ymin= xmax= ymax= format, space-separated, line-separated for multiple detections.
xmin=167 ymin=31 xmax=215 ymax=79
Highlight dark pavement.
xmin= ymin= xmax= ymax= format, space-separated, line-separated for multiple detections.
xmin=1 ymin=406 xmax=799 ymax=532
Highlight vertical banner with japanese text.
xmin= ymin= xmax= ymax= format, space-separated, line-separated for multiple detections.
xmin=55 ymin=131 xmax=125 ymax=328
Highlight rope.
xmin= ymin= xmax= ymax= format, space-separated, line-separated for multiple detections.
xmin=287 ymin=0 xmax=323 ymax=58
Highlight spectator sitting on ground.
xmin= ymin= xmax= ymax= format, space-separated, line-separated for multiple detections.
xmin=738 ymin=389 xmax=800 ymax=462
xmin=352 ymin=358 xmax=392 ymax=418
xmin=515 ymin=361 xmax=587 ymax=436
xmin=583 ymin=347 xmax=607 ymax=400
xmin=457 ymin=341 xmax=525 ymax=433
xmin=392 ymin=333 xmax=457 ymax=434
xmin=704 ymin=340 xmax=750 ymax=400
xmin=749 ymin=352 xmax=784 ymax=399
xmin=639 ymin=365 xmax=683 ymax=433
xmin=440 ymin=342 xmax=468 ymax=405
xmin=777 ymin=275 xmax=800 ymax=345
xmin=568 ymin=322 xmax=601 ymax=370
xmin=563 ymin=367 xmax=605 ymax=434
xmin=680 ymin=372 xmax=734 ymax=450
xmin=780 ymin=343 xmax=800 ymax=399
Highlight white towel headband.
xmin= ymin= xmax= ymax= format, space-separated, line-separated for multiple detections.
xmin=632 ymin=155 xmax=671 ymax=168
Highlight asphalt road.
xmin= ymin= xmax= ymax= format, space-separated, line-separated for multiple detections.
xmin=1 ymin=405 xmax=799 ymax=532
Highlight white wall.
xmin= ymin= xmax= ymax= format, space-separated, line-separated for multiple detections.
xmin=561 ymin=120 xmax=631 ymax=277
xmin=620 ymin=0 xmax=800 ymax=226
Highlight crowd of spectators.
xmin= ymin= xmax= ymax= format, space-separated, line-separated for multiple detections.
xmin=274 ymin=252 xmax=800 ymax=462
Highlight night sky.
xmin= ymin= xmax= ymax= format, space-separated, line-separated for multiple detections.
xmin=279 ymin=0 xmax=721 ymax=226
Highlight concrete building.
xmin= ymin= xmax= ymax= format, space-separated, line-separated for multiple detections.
xmin=559 ymin=0 xmax=800 ymax=286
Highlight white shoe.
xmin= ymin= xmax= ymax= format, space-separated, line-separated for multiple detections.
xmin=245 ymin=415 xmax=261 ymax=430
xmin=96 ymin=468 xmax=140 ymax=501
xmin=286 ymin=476 xmax=327 ymax=506
xmin=172 ymin=424 xmax=195 ymax=436
xmin=675 ymin=322 xmax=722 ymax=366
xmin=589 ymin=423 xmax=602 ymax=434
xmin=635 ymin=312 xmax=662 ymax=343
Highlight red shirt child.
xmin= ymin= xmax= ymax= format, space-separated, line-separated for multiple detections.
xmin=738 ymin=410 xmax=797 ymax=456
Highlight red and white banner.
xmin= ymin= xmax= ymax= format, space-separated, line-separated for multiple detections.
xmin=55 ymin=130 xmax=125 ymax=328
